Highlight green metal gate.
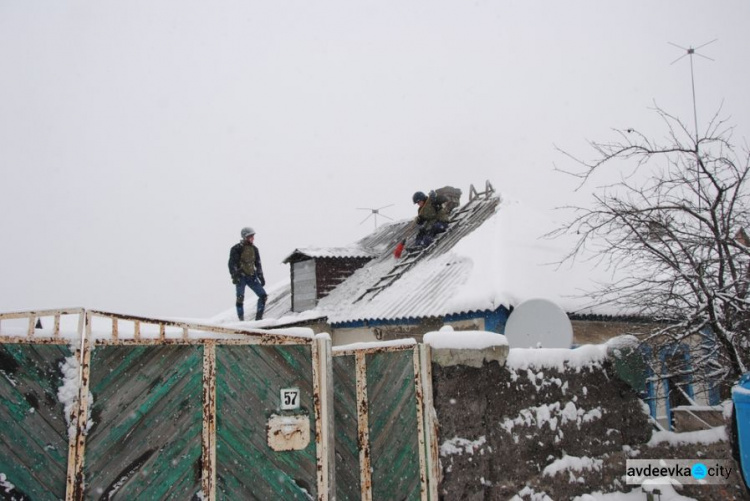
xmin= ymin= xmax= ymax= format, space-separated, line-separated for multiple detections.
xmin=83 ymin=344 xmax=205 ymax=499
xmin=332 ymin=342 xmax=438 ymax=501
xmin=0 ymin=341 xmax=72 ymax=500
xmin=214 ymin=344 xmax=320 ymax=499
xmin=0 ymin=310 xmax=440 ymax=500
xmin=0 ymin=309 xmax=334 ymax=501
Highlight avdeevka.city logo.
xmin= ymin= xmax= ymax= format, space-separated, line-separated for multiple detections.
xmin=690 ymin=462 xmax=708 ymax=480
xmin=626 ymin=459 xmax=733 ymax=485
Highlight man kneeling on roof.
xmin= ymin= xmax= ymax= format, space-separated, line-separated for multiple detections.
xmin=411 ymin=190 xmax=450 ymax=250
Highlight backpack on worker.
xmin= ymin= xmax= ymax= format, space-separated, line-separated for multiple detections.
xmin=433 ymin=186 xmax=461 ymax=213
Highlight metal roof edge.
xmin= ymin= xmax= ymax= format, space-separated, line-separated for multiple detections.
xmin=331 ymin=304 xmax=511 ymax=329
xmin=263 ymin=315 xmax=330 ymax=330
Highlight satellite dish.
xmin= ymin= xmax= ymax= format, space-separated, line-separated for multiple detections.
xmin=504 ymin=298 xmax=573 ymax=349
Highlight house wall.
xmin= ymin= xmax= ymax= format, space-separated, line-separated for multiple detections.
xmin=291 ymin=259 xmax=316 ymax=312
xmin=331 ymin=323 xmax=438 ymax=346
xmin=649 ymin=379 xmax=717 ymax=430
xmin=331 ymin=326 xmax=377 ymax=345
xmin=641 ymin=340 xmax=720 ymax=431
xmin=571 ymin=319 xmax=651 ymax=345
xmin=315 ymin=257 xmax=371 ymax=299
xmin=330 ymin=316 xmax=487 ymax=346
xmin=571 ymin=322 xmax=723 ymax=431
xmin=570 ymin=321 xmax=722 ymax=430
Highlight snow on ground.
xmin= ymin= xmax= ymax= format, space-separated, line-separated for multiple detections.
xmin=647 ymin=426 xmax=727 ymax=448
xmin=439 ymin=436 xmax=489 ymax=457
xmin=510 ymin=486 xmax=555 ymax=501
xmin=542 ymin=454 xmax=603 ymax=483
xmin=499 ymin=401 xmax=604 ymax=437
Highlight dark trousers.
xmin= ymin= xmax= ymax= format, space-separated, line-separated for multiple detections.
xmin=416 ymin=221 xmax=448 ymax=247
xmin=235 ymin=274 xmax=267 ymax=320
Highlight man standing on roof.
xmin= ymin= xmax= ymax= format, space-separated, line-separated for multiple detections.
xmin=228 ymin=227 xmax=267 ymax=321
xmin=412 ymin=190 xmax=450 ymax=249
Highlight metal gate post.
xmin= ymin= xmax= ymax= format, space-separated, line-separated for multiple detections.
xmin=412 ymin=346 xmax=429 ymax=501
xmin=65 ymin=310 xmax=92 ymax=501
xmin=315 ymin=335 xmax=336 ymax=500
xmin=355 ymin=351 xmax=372 ymax=501
xmin=419 ymin=344 xmax=440 ymax=500
xmin=202 ymin=342 xmax=217 ymax=500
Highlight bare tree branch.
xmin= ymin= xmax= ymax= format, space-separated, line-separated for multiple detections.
xmin=553 ymin=106 xmax=750 ymax=396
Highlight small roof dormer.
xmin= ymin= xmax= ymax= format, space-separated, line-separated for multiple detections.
xmin=283 ymin=247 xmax=375 ymax=312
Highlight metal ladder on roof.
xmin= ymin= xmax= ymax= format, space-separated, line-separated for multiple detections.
xmin=353 ymin=182 xmax=495 ymax=303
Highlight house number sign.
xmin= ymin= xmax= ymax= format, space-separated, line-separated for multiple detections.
xmin=280 ymin=387 xmax=301 ymax=410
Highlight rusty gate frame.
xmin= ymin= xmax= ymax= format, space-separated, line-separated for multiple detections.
xmin=0 ymin=308 xmax=335 ymax=501
xmin=333 ymin=342 xmax=439 ymax=501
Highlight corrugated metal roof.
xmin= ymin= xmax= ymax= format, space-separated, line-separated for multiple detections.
xmin=327 ymin=254 xmax=475 ymax=323
xmin=262 ymin=192 xmax=502 ymax=324
xmin=282 ymin=246 xmax=376 ymax=262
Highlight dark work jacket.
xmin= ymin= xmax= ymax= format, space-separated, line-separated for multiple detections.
xmin=416 ymin=195 xmax=450 ymax=226
xmin=228 ymin=241 xmax=264 ymax=281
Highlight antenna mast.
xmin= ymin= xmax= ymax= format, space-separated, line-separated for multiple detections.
xmin=357 ymin=204 xmax=394 ymax=230
xmin=668 ymin=39 xmax=717 ymax=145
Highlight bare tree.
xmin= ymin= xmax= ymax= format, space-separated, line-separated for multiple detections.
xmin=553 ymin=106 xmax=750 ymax=397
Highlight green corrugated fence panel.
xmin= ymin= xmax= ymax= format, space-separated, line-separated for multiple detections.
xmin=332 ymin=354 xmax=360 ymax=501
xmin=215 ymin=344 xmax=317 ymax=500
xmin=367 ymin=350 xmax=420 ymax=501
xmin=84 ymin=345 xmax=204 ymax=499
xmin=0 ymin=343 xmax=72 ymax=500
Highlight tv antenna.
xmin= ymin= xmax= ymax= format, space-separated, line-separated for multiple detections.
xmin=668 ymin=39 xmax=717 ymax=144
xmin=357 ymin=204 xmax=394 ymax=230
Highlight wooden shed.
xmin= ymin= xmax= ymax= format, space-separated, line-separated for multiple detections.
xmin=283 ymin=248 xmax=374 ymax=312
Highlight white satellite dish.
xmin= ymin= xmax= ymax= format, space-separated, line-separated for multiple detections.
xmin=504 ymin=298 xmax=573 ymax=349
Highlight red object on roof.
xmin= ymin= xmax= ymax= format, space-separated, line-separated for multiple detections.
xmin=393 ymin=241 xmax=405 ymax=259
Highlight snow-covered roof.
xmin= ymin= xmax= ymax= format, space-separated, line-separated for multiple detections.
xmin=258 ymin=193 xmax=620 ymax=327
xmin=282 ymin=246 xmax=376 ymax=262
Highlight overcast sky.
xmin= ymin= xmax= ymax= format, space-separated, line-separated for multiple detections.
xmin=1 ymin=1 xmax=749 ymax=319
